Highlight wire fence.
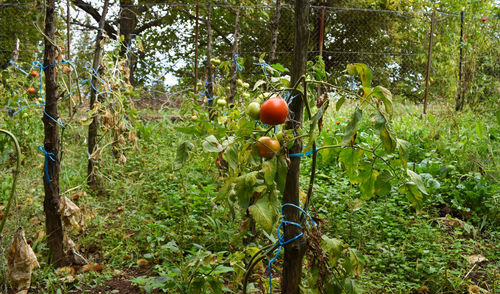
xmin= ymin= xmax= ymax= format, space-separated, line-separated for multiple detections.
xmin=0 ymin=2 xmax=498 ymax=105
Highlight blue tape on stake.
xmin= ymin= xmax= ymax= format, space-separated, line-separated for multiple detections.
xmin=32 ymin=60 xmax=71 ymax=104
xmin=267 ymin=203 xmax=317 ymax=293
xmin=38 ymin=145 xmax=58 ymax=183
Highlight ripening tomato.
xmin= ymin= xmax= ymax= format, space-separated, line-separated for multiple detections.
xmin=256 ymin=136 xmax=280 ymax=159
xmin=31 ymin=71 xmax=39 ymax=78
xmin=246 ymin=102 xmax=261 ymax=120
xmin=28 ymin=88 xmax=36 ymax=94
xmin=259 ymin=96 xmax=288 ymax=125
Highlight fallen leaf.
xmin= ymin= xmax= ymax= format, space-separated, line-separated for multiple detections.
xmin=71 ymin=191 xmax=83 ymax=201
xmin=7 ymin=228 xmax=40 ymax=291
xmin=80 ymin=263 xmax=103 ymax=272
xmin=465 ymin=254 xmax=487 ymax=264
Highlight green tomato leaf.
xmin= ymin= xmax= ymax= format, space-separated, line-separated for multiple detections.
xmin=407 ymin=169 xmax=427 ymax=195
xmin=359 ymin=168 xmax=378 ymax=200
xmin=276 ymin=155 xmax=288 ymax=193
xmin=375 ymin=169 xmax=392 ymax=196
xmin=380 ymin=126 xmax=396 ymax=153
xmin=271 ymin=63 xmax=288 ymax=72
xmin=343 ymin=108 xmax=363 ymax=145
xmin=346 ymin=63 xmax=372 ymax=88
xmin=263 ymin=159 xmax=276 ymax=186
xmin=397 ymin=139 xmax=409 ymax=165
xmin=211 ymin=265 xmax=234 ymax=275
xmin=202 ymin=135 xmax=223 ymax=153
xmin=321 ymin=235 xmax=343 ymax=266
xmin=344 ymin=248 xmax=365 ymax=278
xmin=336 ymin=96 xmax=346 ymax=111
xmin=372 ymin=86 xmax=393 ymax=118
xmin=339 ymin=148 xmax=364 ymax=184
xmin=248 ymin=197 xmax=277 ymax=234
xmin=174 ymin=141 xmax=194 ymax=170
xmin=224 ymin=144 xmax=239 ymax=171
xmin=405 ymin=182 xmax=424 ymax=210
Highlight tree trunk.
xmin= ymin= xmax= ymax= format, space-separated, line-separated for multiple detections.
xmin=119 ymin=0 xmax=138 ymax=86
xmin=42 ymin=0 xmax=67 ymax=267
xmin=229 ymin=9 xmax=240 ymax=103
xmin=281 ymin=0 xmax=310 ymax=293
xmin=206 ymin=1 xmax=214 ymax=118
xmin=87 ymin=0 xmax=110 ymax=190
xmin=269 ymin=0 xmax=281 ymax=64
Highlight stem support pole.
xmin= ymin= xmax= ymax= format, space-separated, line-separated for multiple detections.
xmin=423 ymin=9 xmax=436 ymax=114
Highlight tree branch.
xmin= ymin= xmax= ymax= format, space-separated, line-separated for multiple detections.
xmin=70 ymin=19 xmax=98 ymax=30
xmin=134 ymin=18 xmax=165 ymax=35
xmin=72 ymin=0 xmax=117 ymax=38
xmin=178 ymin=9 xmax=232 ymax=46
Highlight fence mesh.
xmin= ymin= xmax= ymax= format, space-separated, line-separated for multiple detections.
xmin=0 ymin=2 xmax=498 ymax=105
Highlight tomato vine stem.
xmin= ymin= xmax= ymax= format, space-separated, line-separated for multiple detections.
xmin=0 ymin=129 xmax=21 ymax=235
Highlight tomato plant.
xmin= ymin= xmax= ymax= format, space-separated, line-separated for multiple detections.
xmin=176 ymin=55 xmax=428 ymax=292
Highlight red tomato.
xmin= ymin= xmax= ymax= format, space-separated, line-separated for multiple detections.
xmin=31 ymin=71 xmax=39 ymax=78
xmin=256 ymin=136 xmax=280 ymax=159
xmin=259 ymin=96 xmax=288 ymax=126
xmin=28 ymin=88 xmax=36 ymax=94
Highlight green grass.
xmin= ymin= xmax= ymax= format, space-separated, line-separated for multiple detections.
xmin=1 ymin=100 xmax=499 ymax=293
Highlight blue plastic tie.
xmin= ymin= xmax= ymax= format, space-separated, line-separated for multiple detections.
xmin=233 ymin=54 xmax=243 ymax=72
xmin=32 ymin=60 xmax=71 ymax=104
xmin=12 ymin=104 xmax=44 ymax=116
xmin=268 ymin=203 xmax=316 ymax=293
xmin=38 ymin=145 xmax=58 ymax=183
xmin=125 ymin=33 xmax=138 ymax=59
xmin=44 ymin=110 xmax=66 ymax=129
xmin=81 ymin=27 xmax=102 ymax=50
xmin=289 ymin=146 xmax=318 ymax=158
xmin=84 ymin=61 xmax=110 ymax=95
xmin=199 ymin=81 xmax=214 ymax=101
xmin=58 ymin=90 xmax=76 ymax=101
xmin=8 ymin=60 xmax=29 ymax=75
xmin=254 ymin=62 xmax=271 ymax=74
xmin=1 ymin=150 xmax=13 ymax=162
xmin=287 ymin=94 xmax=298 ymax=105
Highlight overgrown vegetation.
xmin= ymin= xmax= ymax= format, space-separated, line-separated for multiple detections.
xmin=0 ymin=0 xmax=499 ymax=293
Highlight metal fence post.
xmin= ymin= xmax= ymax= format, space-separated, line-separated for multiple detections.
xmin=456 ymin=11 xmax=464 ymax=111
xmin=423 ymin=9 xmax=436 ymax=114
xmin=194 ymin=2 xmax=199 ymax=93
